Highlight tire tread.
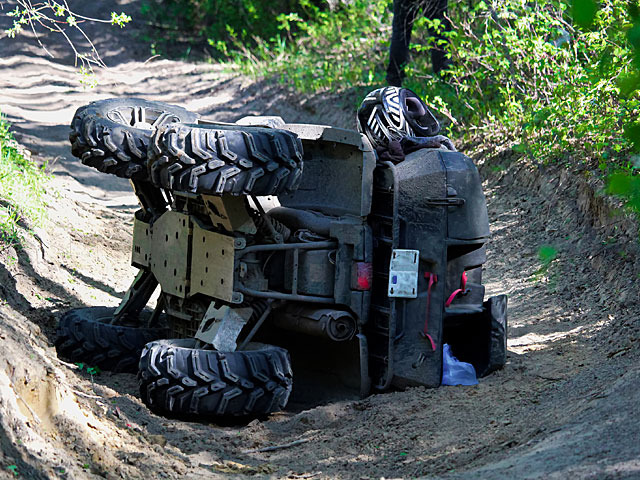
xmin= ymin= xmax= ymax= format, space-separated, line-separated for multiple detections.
xmin=55 ymin=307 xmax=168 ymax=373
xmin=148 ymin=124 xmax=303 ymax=196
xmin=69 ymin=98 xmax=198 ymax=180
xmin=138 ymin=340 xmax=292 ymax=417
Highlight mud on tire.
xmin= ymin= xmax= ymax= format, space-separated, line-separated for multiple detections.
xmin=138 ymin=339 xmax=293 ymax=417
xmin=70 ymin=98 xmax=199 ymax=179
xmin=55 ymin=307 xmax=169 ymax=373
xmin=148 ymin=124 xmax=304 ymax=196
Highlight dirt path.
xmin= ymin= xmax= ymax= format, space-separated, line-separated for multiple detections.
xmin=1 ymin=2 xmax=640 ymax=479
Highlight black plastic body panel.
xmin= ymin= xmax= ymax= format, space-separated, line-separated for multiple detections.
xmin=443 ymin=151 xmax=491 ymax=240
xmin=366 ymin=148 xmax=493 ymax=390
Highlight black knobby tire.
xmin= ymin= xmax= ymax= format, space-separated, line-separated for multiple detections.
xmin=69 ymin=98 xmax=199 ymax=179
xmin=148 ymin=123 xmax=304 ymax=196
xmin=138 ymin=339 xmax=293 ymax=417
xmin=55 ymin=307 xmax=169 ymax=373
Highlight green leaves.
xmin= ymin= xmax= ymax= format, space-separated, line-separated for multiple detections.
xmin=74 ymin=362 xmax=101 ymax=375
xmin=531 ymin=245 xmax=558 ymax=283
xmin=607 ymin=171 xmax=640 ymax=212
xmin=178 ymin=0 xmax=636 ymax=203
xmin=538 ymin=246 xmax=558 ymax=267
xmin=141 ymin=0 xmax=325 ymax=55
xmin=616 ymin=72 xmax=640 ymax=98
xmin=228 ymin=0 xmax=390 ymax=91
xmin=0 ymin=112 xmax=49 ymax=249
xmin=624 ymin=123 xmax=640 ymax=151
xmin=571 ymin=0 xmax=598 ymax=29
xmin=110 ymin=12 xmax=132 ymax=28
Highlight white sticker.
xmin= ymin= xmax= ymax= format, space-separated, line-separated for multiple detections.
xmin=388 ymin=249 xmax=419 ymax=298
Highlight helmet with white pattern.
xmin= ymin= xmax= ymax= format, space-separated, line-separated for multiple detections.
xmin=356 ymin=87 xmax=440 ymax=148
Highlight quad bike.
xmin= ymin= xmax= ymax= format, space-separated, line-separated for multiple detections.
xmin=56 ymin=98 xmax=507 ymax=418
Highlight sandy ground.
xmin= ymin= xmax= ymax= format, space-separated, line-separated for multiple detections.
xmin=1 ymin=1 xmax=640 ymax=479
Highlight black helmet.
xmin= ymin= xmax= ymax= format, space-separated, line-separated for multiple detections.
xmin=356 ymin=87 xmax=440 ymax=148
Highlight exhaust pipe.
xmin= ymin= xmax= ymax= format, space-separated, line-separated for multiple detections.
xmin=274 ymin=305 xmax=357 ymax=342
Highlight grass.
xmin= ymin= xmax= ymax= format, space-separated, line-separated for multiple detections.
xmin=0 ymin=111 xmax=49 ymax=250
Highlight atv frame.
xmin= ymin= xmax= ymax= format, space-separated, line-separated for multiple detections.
xmin=57 ymin=104 xmax=507 ymax=417
xmin=113 ymin=118 xmax=506 ymax=409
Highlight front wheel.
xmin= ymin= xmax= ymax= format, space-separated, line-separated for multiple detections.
xmin=138 ymin=339 xmax=292 ymax=418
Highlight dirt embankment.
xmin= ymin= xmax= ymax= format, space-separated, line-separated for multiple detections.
xmin=1 ymin=1 xmax=640 ymax=479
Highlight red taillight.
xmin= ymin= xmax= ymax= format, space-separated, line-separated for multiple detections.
xmin=354 ymin=262 xmax=372 ymax=291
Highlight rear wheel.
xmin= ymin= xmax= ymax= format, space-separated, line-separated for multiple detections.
xmin=138 ymin=339 xmax=292 ymax=417
xmin=148 ymin=123 xmax=304 ymax=196
xmin=69 ymin=98 xmax=199 ymax=179
xmin=55 ymin=307 xmax=169 ymax=373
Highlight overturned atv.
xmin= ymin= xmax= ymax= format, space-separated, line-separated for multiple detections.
xmin=56 ymin=97 xmax=507 ymax=418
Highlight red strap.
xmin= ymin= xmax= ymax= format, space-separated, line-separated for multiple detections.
xmin=445 ymin=271 xmax=468 ymax=307
xmin=445 ymin=289 xmax=463 ymax=307
xmin=422 ymin=272 xmax=437 ymax=351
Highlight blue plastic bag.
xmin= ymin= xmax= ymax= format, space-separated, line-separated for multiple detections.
xmin=442 ymin=344 xmax=478 ymax=386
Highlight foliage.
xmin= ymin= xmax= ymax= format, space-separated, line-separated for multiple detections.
xmin=199 ymin=0 xmax=633 ymax=166
xmin=607 ymin=169 xmax=640 ymax=211
xmin=180 ymin=0 xmax=640 ymax=216
xmin=403 ymin=0 xmax=633 ymax=164
xmin=140 ymin=0 xmax=321 ymax=57
xmin=600 ymin=2 xmax=640 ymax=214
xmin=1 ymin=1 xmax=131 ymax=82
xmin=531 ymin=245 xmax=559 ymax=285
xmin=75 ymin=362 xmax=101 ymax=376
xmin=0 ymin=112 xmax=49 ymax=249
xmin=528 ymin=244 xmax=558 ymax=284
xmin=538 ymin=245 xmax=559 ymax=267
xmin=226 ymin=0 xmax=391 ymax=91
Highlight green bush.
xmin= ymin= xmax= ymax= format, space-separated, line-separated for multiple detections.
xmin=230 ymin=0 xmax=633 ymax=164
xmin=220 ymin=0 xmax=634 ymax=163
xmin=418 ymin=0 xmax=633 ymax=166
xmin=140 ymin=0 xmax=325 ymax=56
xmin=227 ymin=0 xmax=391 ymax=91
xmin=0 ymin=112 xmax=49 ymax=249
